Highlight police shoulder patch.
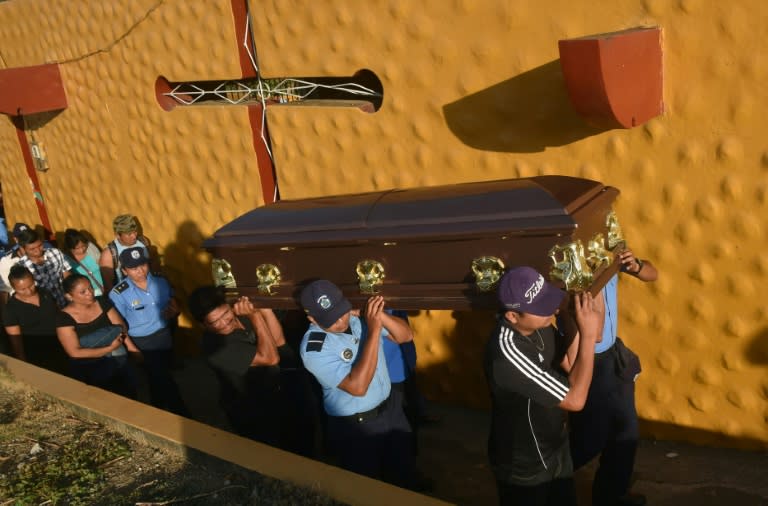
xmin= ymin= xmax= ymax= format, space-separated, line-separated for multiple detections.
xmin=112 ymin=281 xmax=130 ymax=294
xmin=305 ymin=331 xmax=327 ymax=352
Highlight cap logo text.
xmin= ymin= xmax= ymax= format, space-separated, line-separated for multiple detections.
xmin=524 ymin=275 xmax=545 ymax=303
xmin=317 ymin=295 xmax=331 ymax=309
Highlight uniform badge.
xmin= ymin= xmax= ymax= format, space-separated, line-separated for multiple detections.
xmin=341 ymin=348 xmax=354 ymax=361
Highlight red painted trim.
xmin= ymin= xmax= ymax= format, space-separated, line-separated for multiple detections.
xmin=0 ymin=64 xmax=67 ymax=116
xmin=12 ymin=116 xmax=54 ymax=238
xmin=230 ymin=0 xmax=278 ymax=203
xmin=559 ymin=27 xmax=663 ymax=129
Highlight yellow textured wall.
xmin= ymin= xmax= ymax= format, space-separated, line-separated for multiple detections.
xmin=1 ymin=0 xmax=767 ymax=447
xmin=0 ymin=0 xmax=266 ymax=320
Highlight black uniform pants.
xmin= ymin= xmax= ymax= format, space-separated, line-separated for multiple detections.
xmin=326 ymin=394 xmax=415 ymax=488
xmin=140 ymin=348 xmax=189 ymax=417
xmin=570 ymin=346 xmax=639 ymax=506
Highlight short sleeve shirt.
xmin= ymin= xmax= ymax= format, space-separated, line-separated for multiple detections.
xmin=2 ymin=287 xmax=59 ymax=336
xmin=109 ymin=273 xmax=172 ymax=337
xmin=20 ymin=248 xmax=71 ymax=307
xmin=202 ymin=316 xmax=287 ymax=401
xmin=484 ymin=318 xmax=571 ymax=477
xmin=300 ymin=315 xmax=391 ymax=416
xmin=55 ymin=296 xmax=114 ymax=339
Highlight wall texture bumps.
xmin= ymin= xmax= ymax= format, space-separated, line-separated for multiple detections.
xmin=0 ymin=0 xmax=766 ymax=447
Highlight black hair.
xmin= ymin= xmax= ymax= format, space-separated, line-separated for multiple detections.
xmin=62 ymin=273 xmax=90 ymax=294
xmin=16 ymin=229 xmax=40 ymax=247
xmin=63 ymin=228 xmax=88 ymax=253
xmin=8 ymin=263 xmax=33 ymax=285
xmin=188 ymin=285 xmax=227 ymax=323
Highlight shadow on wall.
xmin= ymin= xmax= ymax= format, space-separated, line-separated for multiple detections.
xmin=416 ymin=309 xmax=496 ymax=410
xmin=163 ymin=220 xmax=213 ymax=354
xmin=745 ymin=327 xmax=768 ymax=365
xmin=442 ymin=60 xmax=607 ymax=153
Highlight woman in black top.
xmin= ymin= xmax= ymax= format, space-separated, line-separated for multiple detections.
xmin=2 ymin=264 xmax=69 ymax=374
xmin=55 ymin=274 xmax=139 ymax=398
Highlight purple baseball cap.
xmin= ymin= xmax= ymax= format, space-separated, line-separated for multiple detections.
xmin=497 ymin=266 xmax=565 ymax=316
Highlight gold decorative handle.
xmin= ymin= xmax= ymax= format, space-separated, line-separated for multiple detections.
xmin=356 ymin=259 xmax=385 ymax=295
xmin=586 ymin=233 xmax=613 ymax=271
xmin=256 ymin=263 xmax=281 ymax=295
xmin=211 ymin=258 xmax=237 ymax=288
xmin=548 ymin=240 xmax=594 ymax=291
xmin=606 ymin=210 xmax=626 ymax=251
xmin=471 ymin=256 xmax=506 ymax=292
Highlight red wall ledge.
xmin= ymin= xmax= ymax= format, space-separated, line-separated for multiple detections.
xmin=0 ymin=63 xmax=68 ymax=116
xmin=558 ymin=27 xmax=663 ymax=129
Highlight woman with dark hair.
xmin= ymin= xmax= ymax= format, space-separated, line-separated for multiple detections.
xmin=62 ymin=228 xmax=105 ymax=296
xmin=55 ymin=273 xmax=139 ymax=398
xmin=2 ymin=263 xmax=69 ymax=374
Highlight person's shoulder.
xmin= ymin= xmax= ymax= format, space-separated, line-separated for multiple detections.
xmin=302 ymin=328 xmax=329 ymax=354
xmin=111 ymin=280 xmax=130 ymax=295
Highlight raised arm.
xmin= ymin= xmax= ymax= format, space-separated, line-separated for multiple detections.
xmin=619 ymin=247 xmax=658 ymax=282
xmin=380 ymin=300 xmax=413 ymax=344
xmin=232 ymin=296 xmax=279 ymax=366
xmin=337 ymin=296 xmax=384 ymax=396
xmin=258 ymin=307 xmax=287 ymax=347
xmin=558 ymin=291 xmax=604 ymax=411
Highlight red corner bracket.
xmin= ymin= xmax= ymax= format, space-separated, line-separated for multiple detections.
xmin=558 ymin=27 xmax=663 ymax=129
xmin=0 ymin=63 xmax=68 ymax=116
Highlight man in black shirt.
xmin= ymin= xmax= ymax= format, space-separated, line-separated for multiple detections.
xmin=484 ymin=266 xmax=603 ymax=506
xmin=188 ymin=286 xmax=316 ymax=456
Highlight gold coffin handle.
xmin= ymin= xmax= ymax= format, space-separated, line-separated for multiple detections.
xmin=211 ymin=258 xmax=237 ymax=288
xmin=471 ymin=256 xmax=506 ymax=292
xmin=548 ymin=240 xmax=594 ymax=291
xmin=606 ymin=209 xmax=626 ymax=251
xmin=256 ymin=263 xmax=281 ymax=296
xmin=586 ymin=233 xmax=613 ymax=271
xmin=356 ymin=259 xmax=385 ymax=295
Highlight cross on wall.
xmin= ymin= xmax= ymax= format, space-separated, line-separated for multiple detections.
xmin=154 ymin=0 xmax=382 ymax=204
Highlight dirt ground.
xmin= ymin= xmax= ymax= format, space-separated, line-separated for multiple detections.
xmin=0 ymin=380 xmax=345 ymax=506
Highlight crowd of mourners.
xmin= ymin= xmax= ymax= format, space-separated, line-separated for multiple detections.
xmin=0 ymin=214 xmax=433 ymax=492
xmin=0 ymin=209 xmax=658 ymax=505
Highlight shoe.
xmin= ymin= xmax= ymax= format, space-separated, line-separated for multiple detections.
xmin=616 ymin=493 xmax=646 ymax=506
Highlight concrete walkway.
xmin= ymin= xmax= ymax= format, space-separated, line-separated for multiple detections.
xmin=171 ymin=357 xmax=768 ymax=506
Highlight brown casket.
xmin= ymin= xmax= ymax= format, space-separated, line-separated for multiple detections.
xmin=203 ymin=176 xmax=625 ymax=310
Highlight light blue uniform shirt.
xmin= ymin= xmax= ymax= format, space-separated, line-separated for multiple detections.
xmin=109 ymin=273 xmax=172 ymax=339
xmin=300 ymin=315 xmax=391 ymax=417
xmin=596 ymin=274 xmax=619 ymax=354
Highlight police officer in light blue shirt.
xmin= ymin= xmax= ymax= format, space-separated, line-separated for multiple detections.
xmin=109 ymin=247 xmax=188 ymax=416
xmin=299 ymin=279 xmax=421 ymax=489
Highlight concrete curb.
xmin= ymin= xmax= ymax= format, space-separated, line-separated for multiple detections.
xmin=1 ymin=355 xmax=451 ymax=506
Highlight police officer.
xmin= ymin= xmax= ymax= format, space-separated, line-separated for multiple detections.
xmin=299 ymin=280 xmax=419 ymax=489
xmin=109 ymin=247 xmax=188 ymax=416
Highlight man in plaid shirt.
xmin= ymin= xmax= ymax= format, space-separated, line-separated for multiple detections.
xmin=16 ymin=229 xmax=71 ymax=307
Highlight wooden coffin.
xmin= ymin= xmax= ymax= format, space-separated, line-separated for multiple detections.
xmin=203 ymin=176 xmax=624 ymax=310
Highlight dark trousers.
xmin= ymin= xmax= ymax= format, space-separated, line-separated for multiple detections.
xmin=570 ymin=347 xmax=639 ymax=506
xmin=497 ymin=477 xmax=577 ymax=506
xmin=326 ymin=395 xmax=416 ymax=488
xmin=140 ymin=349 xmax=189 ymax=417
xmin=70 ymin=356 xmax=137 ymax=400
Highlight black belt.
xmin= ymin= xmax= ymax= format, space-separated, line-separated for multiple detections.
xmin=336 ymin=395 xmax=390 ymax=423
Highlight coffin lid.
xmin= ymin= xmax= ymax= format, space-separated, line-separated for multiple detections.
xmin=206 ymin=176 xmax=605 ymax=248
